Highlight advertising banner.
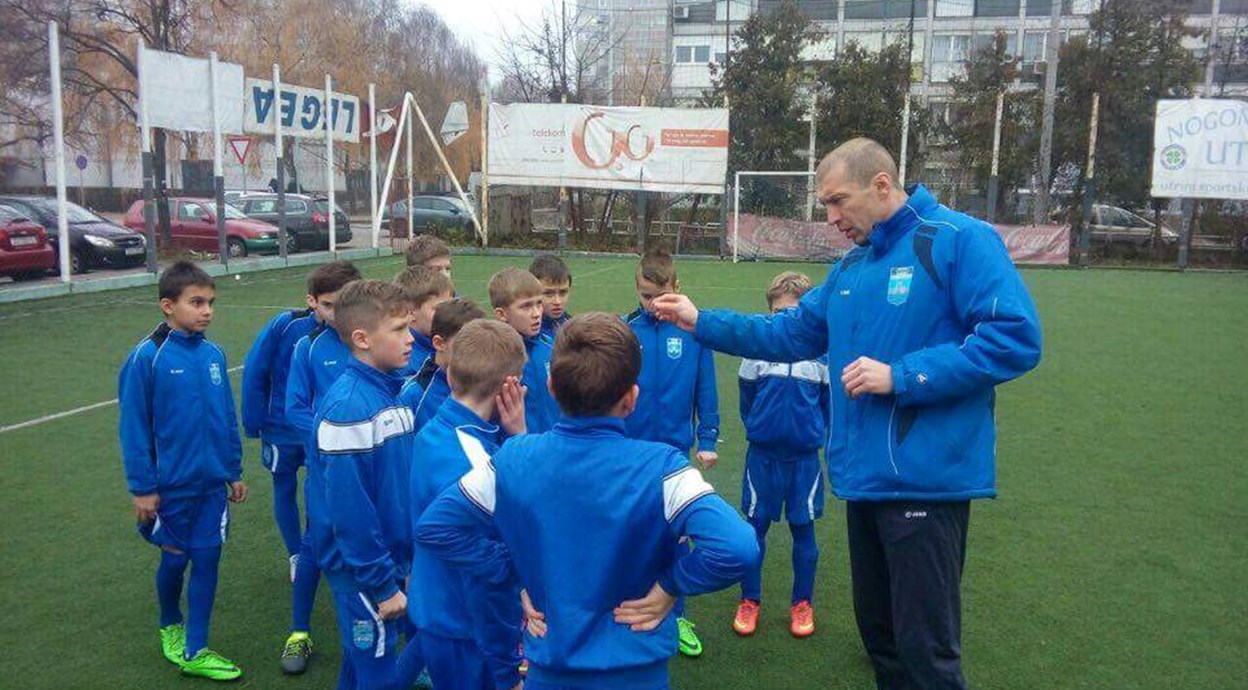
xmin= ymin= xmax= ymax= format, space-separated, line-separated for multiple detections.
xmin=1151 ymin=98 xmax=1248 ymax=200
xmin=244 ymin=78 xmax=361 ymax=143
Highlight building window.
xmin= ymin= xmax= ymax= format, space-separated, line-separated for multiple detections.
xmin=694 ymin=45 xmax=711 ymax=62
xmin=975 ymin=0 xmax=1021 ymax=16
xmin=676 ymin=46 xmax=692 ymax=63
xmin=935 ymin=0 xmax=973 ymax=18
xmin=931 ymin=33 xmax=973 ymax=82
xmin=715 ymin=0 xmax=753 ymax=22
xmin=1022 ymin=30 xmax=1064 ymax=63
xmin=973 ymin=31 xmax=1018 ymax=59
xmin=676 ymin=45 xmax=713 ymax=64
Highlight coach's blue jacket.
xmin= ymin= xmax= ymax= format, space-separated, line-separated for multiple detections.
xmin=738 ymin=347 xmax=830 ymax=455
xmin=285 ymin=324 xmax=351 ymax=434
xmin=624 ymin=308 xmax=719 ymax=454
xmin=241 ymin=307 xmax=317 ymax=446
xmin=308 ymin=358 xmax=415 ymax=602
xmin=408 ymin=398 xmax=522 ymax=689
xmin=697 ymin=185 xmax=1041 ymax=501
xmin=415 ymin=417 xmax=757 ymax=689
xmin=521 ymin=335 xmax=559 ymax=433
xmin=119 ymin=324 xmax=242 ymax=499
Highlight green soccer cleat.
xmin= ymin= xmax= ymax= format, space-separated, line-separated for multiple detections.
xmin=159 ymin=624 xmax=186 ymax=666
xmin=677 ymin=617 xmax=703 ymax=658
xmin=280 ymin=632 xmax=313 ymax=675
xmin=181 ymin=648 xmax=242 ymax=681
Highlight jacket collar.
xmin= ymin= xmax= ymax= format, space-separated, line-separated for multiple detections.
xmin=553 ymin=415 xmax=626 ymax=437
xmin=869 ymin=184 xmax=938 ymax=255
xmin=412 ymin=329 xmax=433 ymax=353
xmin=165 ymin=324 xmax=205 ymax=344
xmin=438 ymin=397 xmax=499 ymax=436
xmin=542 ymin=313 xmax=570 ymax=331
xmin=346 ymin=357 xmax=405 ymax=396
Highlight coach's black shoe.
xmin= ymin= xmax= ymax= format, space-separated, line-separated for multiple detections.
xmin=280 ymin=632 xmax=312 ymax=675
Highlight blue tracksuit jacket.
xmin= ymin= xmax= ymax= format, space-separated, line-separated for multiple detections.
xmin=241 ymin=307 xmax=317 ymax=446
xmin=415 ymin=417 xmax=757 ymax=689
xmin=540 ymin=312 xmax=571 ymax=342
xmin=308 ymin=358 xmax=416 ymax=601
xmin=397 ymin=329 xmax=435 ymax=379
xmin=738 ymin=347 xmax=830 ymax=455
xmin=696 ymin=185 xmax=1042 ymax=501
xmin=119 ymin=324 xmax=242 ymax=498
xmin=285 ymin=324 xmax=351 ymax=435
xmin=521 ymin=335 xmax=559 ymax=433
xmin=400 ymin=357 xmax=450 ymax=432
xmin=624 ymin=308 xmax=719 ymax=454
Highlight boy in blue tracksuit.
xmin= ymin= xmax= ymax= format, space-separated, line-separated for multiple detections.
xmin=119 ymin=261 xmax=247 ymax=681
xmin=400 ymin=298 xmax=486 ymax=431
xmin=416 ymin=313 xmax=757 ymax=690
xmin=488 ymin=267 xmax=560 ymax=433
xmin=623 ymin=248 xmax=719 ymax=657
xmin=731 ymin=271 xmax=830 ymax=641
xmin=652 ymin=141 xmax=1041 ymax=690
xmin=408 ymin=320 xmax=529 ymax=690
xmin=529 ymin=253 xmax=572 ymax=340
xmin=307 ymin=280 xmax=426 ymax=690
xmin=240 ymin=260 xmax=359 ymax=674
xmin=394 ymin=265 xmax=453 ymax=378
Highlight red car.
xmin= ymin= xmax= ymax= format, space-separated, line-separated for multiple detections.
xmin=123 ymin=197 xmax=282 ymax=258
xmin=0 ymin=203 xmax=56 ymax=281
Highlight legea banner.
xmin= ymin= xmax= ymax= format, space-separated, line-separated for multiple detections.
xmin=139 ymin=48 xmax=245 ymax=133
xmin=1151 ymin=98 xmax=1248 ymax=200
xmin=488 ymin=104 xmax=729 ymax=194
xmin=244 ymin=78 xmax=361 ymax=143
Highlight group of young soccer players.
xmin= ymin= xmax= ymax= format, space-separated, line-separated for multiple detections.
xmin=118 ymin=234 xmax=833 ymax=689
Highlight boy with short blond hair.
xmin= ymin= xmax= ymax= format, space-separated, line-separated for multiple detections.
xmin=306 ymin=280 xmax=425 ymax=690
xmin=400 ymin=298 xmax=487 ymax=430
xmin=119 ymin=261 xmax=247 ymax=681
xmin=488 ymin=267 xmax=559 ymax=432
xmin=394 ymin=265 xmax=454 ymax=377
xmin=732 ymin=271 xmax=830 ymax=640
xmin=528 ymin=253 xmax=572 ymax=339
xmin=408 ymin=320 xmax=529 ymax=690
xmin=405 ymin=235 xmax=452 ymax=276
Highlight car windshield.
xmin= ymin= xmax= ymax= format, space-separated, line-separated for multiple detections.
xmin=33 ymin=199 xmax=103 ymax=224
xmin=220 ymin=204 xmax=249 ymax=219
xmin=0 ymin=204 xmax=28 ymax=223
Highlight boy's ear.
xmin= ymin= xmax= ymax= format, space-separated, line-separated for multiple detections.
xmin=619 ymin=384 xmax=640 ymax=416
xmin=493 ymin=306 xmax=507 ymax=321
xmin=432 ymin=334 xmax=447 ymax=352
xmin=305 ymin=294 xmax=317 ymax=310
xmin=673 ymin=279 xmax=682 ymax=293
xmin=159 ymin=297 xmax=176 ymax=316
xmin=349 ymin=328 xmax=370 ymax=351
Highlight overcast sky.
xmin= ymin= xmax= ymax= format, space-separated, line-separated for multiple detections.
xmin=421 ymin=0 xmax=553 ymax=84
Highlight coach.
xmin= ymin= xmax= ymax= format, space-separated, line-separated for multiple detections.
xmin=652 ymin=138 xmax=1041 ymax=689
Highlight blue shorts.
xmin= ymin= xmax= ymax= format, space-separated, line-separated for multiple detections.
xmin=261 ymin=440 xmax=306 ymax=475
xmin=138 ymin=491 xmax=229 ymax=551
xmin=421 ymin=633 xmax=491 ymax=690
xmin=740 ymin=446 xmax=824 ymax=525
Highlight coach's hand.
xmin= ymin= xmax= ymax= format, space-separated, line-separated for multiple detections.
xmin=613 ymin=581 xmax=676 ymax=632
xmin=377 ymin=590 xmax=407 ymax=620
xmin=497 ymin=376 xmax=528 ymax=436
xmin=842 ymin=357 xmax=894 ymax=399
xmin=228 ymin=481 xmax=248 ymax=504
xmin=695 ymin=451 xmax=718 ymax=471
xmin=133 ymin=493 xmax=160 ymax=524
xmin=650 ymin=294 xmax=699 ymax=333
xmin=521 ymin=589 xmax=547 ymax=637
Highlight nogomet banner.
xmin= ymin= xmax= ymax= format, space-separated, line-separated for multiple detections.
xmin=1151 ymin=98 xmax=1248 ymax=200
xmin=487 ymin=104 xmax=729 ymax=194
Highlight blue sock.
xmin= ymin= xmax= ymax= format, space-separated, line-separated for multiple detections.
xmin=291 ymin=533 xmax=320 ymax=633
xmin=790 ymin=521 xmax=819 ymax=605
xmin=272 ymin=471 xmax=302 ymax=556
xmin=185 ymin=546 xmax=221 ymax=659
xmin=156 ymin=549 xmax=189 ymax=627
xmin=741 ymin=517 xmax=770 ymax=602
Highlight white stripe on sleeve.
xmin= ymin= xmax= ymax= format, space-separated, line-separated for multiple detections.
xmin=459 ymin=464 xmax=498 ymax=515
xmin=663 ymin=466 xmax=714 ymax=523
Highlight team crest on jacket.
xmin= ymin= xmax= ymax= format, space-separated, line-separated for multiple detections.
xmin=887 ymin=266 xmax=914 ymax=306
xmin=209 ymin=362 xmax=223 ymax=385
xmin=666 ymin=337 xmax=683 ymax=359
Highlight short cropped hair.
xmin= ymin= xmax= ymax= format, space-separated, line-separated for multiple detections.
xmin=550 ymin=313 xmax=641 ymax=417
xmin=766 ymin=271 xmax=813 ymax=308
xmin=448 ymin=320 xmax=527 ymax=399
xmin=816 ymin=137 xmax=899 ymax=188
xmin=529 ymin=253 xmax=572 ymax=285
xmin=306 ymin=260 xmax=361 ymax=298
xmin=488 ymin=267 xmax=543 ymax=309
xmin=332 ymin=280 xmax=410 ymax=345
xmin=394 ymin=265 xmax=454 ymax=308
xmin=431 ymin=298 xmax=486 ymax=340
xmin=159 ymin=261 xmax=214 ymax=301
xmin=636 ymin=248 xmax=676 ymax=287
xmin=404 ymin=235 xmax=451 ymax=267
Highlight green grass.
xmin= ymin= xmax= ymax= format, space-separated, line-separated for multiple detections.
xmin=1 ymin=255 xmax=1245 ymax=689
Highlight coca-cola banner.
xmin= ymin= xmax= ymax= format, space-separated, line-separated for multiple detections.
xmin=729 ymin=215 xmax=1070 ymax=266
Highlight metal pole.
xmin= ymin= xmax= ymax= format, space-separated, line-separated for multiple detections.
xmin=49 ymin=22 xmax=71 ymax=283
xmin=1178 ymin=197 xmax=1192 ymax=269
xmin=898 ymin=92 xmax=912 ymax=186
xmin=732 ymin=171 xmax=741 ymax=263
xmin=1034 ymin=0 xmax=1062 ymax=224
xmin=806 ymin=101 xmax=816 ymax=222
xmin=325 ymin=74 xmax=336 ymax=253
xmin=274 ymin=63 xmax=287 ymax=259
xmin=210 ymin=52 xmax=227 ymax=266
xmin=1205 ymin=0 xmax=1221 ymax=96
xmin=376 ymin=95 xmax=411 ymax=240
xmin=137 ymin=39 xmax=157 ymax=273
xmin=406 ymin=106 xmax=413 ymax=240
xmin=369 ymin=83 xmax=378 ymax=249
xmin=1080 ymin=92 xmax=1099 ymax=266
xmin=481 ymin=81 xmax=490 ymax=246
xmin=987 ymin=90 xmax=1004 ymax=224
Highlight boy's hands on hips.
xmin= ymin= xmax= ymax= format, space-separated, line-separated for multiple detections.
xmin=695 ymin=451 xmax=718 ymax=470
xmin=228 ymin=481 xmax=248 ymax=503
xmin=613 ymin=581 xmax=676 ymax=632
xmin=521 ymin=589 xmax=547 ymax=637
xmin=496 ymin=376 xmax=528 ymax=436
xmin=650 ymin=294 xmax=699 ymax=332
xmin=377 ymin=590 xmax=407 ymax=620
xmin=133 ymin=493 xmax=160 ymax=523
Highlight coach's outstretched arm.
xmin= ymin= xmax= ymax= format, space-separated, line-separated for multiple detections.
xmin=651 ymin=283 xmax=830 ymax=363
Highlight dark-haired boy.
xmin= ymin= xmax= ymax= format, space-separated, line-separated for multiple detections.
xmin=400 ymin=297 xmax=486 ymax=431
xmin=528 ymin=253 xmax=572 ymax=340
xmin=119 ymin=261 xmax=247 ymax=681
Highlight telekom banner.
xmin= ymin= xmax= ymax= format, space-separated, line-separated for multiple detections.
xmin=729 ymin=215 xmax=1070 ymax=265
xmin=487 ymin=104 xmax=729 ymax=194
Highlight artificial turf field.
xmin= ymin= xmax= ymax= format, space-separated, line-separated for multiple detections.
xmin=0 ymin=253 xmax=1245 ymax=690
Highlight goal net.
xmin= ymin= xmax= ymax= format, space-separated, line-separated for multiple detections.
xmin=729 ymin=171 xmax=853 ymax=263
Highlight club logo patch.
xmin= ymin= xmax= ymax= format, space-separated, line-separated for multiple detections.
xmin=667 ymin=337 xmax=683 ymax=359
xmin=209 ymin=362 xmax=223 ymax=386
xmin=887 ymin=266 xmax=914 ymax=306
xmin=352 ymin=619 xmax=375 ymax=650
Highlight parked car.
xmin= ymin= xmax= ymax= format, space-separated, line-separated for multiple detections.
xmin=1088 ymin=205 xmax=1179 ymax=246
xmin=0 ymin=195 xmax=146 ymax=273
xmin=234 ymin=194 xmax=352 ymax=251
xmin=124 ymin=198 xmax=281 ymax=258
xmin=382 ymin=194 xmax=476 ymax=234
xmin=0 ymin=204 xmax=56 ymax=281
